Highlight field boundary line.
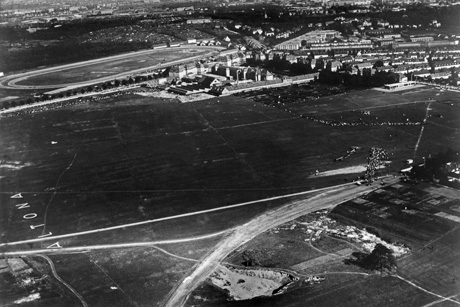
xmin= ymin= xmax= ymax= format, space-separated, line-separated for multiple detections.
xmin=394 ymin=274 xmax=460 ymax=305
xmin=422 ymin=295 xmax=460 ymax=307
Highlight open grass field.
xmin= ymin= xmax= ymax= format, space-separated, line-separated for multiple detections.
xmin=43 ymin=246 xmax=197 ymax=307
xmin=12 ymin=48 xmax=210 ymax=87
xmin=1 ymin=87 xmax=460 ymax=245
xmin=330 ymin=184 xmax=459 ymax=247
xmin=240 ymin=85 xmax=460 ymax=162
xmin=189 ymin=273 xmax=437 ymax=307
xmin=189 ymin=181 xmax=460 ymax=307
xmin=1 ymin=85 xmax=459 ymax=306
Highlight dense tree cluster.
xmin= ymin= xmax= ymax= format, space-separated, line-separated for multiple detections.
xmin=346 ymin=243 xmax=397 ymax=272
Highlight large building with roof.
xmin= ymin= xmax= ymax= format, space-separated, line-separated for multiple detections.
xmin=274 ymin=30 xmax=341 ymax=51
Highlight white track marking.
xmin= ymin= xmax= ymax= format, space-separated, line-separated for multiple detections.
xmin=0 ymin=181 xmax=364 ymax=248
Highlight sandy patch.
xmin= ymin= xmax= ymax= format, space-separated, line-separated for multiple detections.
xmin=297 ymin=210 xmax=410 ymax=257
xmin=0 ymin=161 xmax=32 ymax=170
xmin=135 ymin=90 xmax=214 ymax=102
xmin=372 ymin=84 xmax=426 ymax=92
xmin=14 ymin=293 xmax=40 ymax=304
xmin=312 ymin=165 xmax=367 ymax=177
xmin=435 ymin=212 xmax=460 ymax=223
xmin=209 ymin=265 xmax=294 ymax=300
xmin=309 ymin=163 xmax=389 ymax=178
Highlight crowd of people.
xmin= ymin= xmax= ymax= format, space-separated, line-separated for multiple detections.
xmin=365 ymin=147 xmax=388 ymax=183
xmin=2 ymin=89 xmax=143 ymax=117
xmin=260 ymin=100 xmax=425 ymax=127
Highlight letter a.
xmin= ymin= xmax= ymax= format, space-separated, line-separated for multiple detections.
xmin=11 ymin=193 xmax=23 ymax=199
xmin=46 ymin=242 xmax=62 ymax=249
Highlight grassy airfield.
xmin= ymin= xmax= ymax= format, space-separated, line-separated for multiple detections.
xmin=0 ymin=84 xmax=459 ymax=306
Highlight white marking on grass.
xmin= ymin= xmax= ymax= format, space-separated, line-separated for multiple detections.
xmin=0 ymin=182 xmax=358 ymax=247
xmin=0 ymin=230 xmax=230 ymax=256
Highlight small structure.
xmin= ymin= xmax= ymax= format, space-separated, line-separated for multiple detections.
xmin=187 ymin=18 xmax=211 ymax=24
xmin=383 ymin=81 xmax=416 ymax=90
xmin=167 ymin=76 xmax=220 ymax=96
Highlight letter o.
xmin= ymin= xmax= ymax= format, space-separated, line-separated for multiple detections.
xmin=23 ymin=213 xmax=37 ymax=219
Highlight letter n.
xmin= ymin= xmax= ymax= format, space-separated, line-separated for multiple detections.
xmin=15 ymin=203 xmax=30 ymax=209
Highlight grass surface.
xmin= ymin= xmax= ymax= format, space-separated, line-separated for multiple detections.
xmin=1 ymin=88 xmax=459 ymax=245
xmin=1 ymin=86 xmax=459 ymax=306
xmin=189 ymin=182 xmax=460 ymax=306
xmin=14 ymin=48 xmax=209 ymax=86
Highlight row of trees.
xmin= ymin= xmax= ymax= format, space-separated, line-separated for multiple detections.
xmin=246 ymin=57 xmax=316 ymax=75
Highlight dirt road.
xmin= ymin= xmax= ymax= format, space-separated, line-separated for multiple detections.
xmin=0 ymin=181 xmax=359 ymax=248
xmin=162 ymin=180 xmax=396 ymax=307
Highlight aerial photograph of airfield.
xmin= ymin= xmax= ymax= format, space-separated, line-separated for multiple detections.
xmin=1 ymin=1 xmax=460 ymax=306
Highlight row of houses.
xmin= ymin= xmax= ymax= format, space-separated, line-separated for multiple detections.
xmin=323 ymin=57 xmax=459 ymax=74
xmin=246 ymin=46 xmax=460 ymax=73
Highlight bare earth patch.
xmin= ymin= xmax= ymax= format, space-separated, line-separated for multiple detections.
xmin=309 ymin=163 xmax=389 ymax=178
xmin=134 ymin=90 xmax=214 ymax=102
xmin=208 ymin=264 xmax=295 ymax=300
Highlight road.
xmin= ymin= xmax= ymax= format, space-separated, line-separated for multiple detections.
xmin=0 ymin=178 xmax=397 ymax=306
xmin=162 ymin=179 xmax=397 ymax=307
xmin=0 ymin=181 xmax=365 ymax=248
xmin=0 ymin=46 xmax=223 ymax=90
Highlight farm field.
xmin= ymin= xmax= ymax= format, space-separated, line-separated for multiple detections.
xmin=10 ymin=47 xmax=213 ymax=87
xmin=188 ymin=182 xmax=460 ymax=307
xmin=0 ymin=85 xmax=459 ymax=306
